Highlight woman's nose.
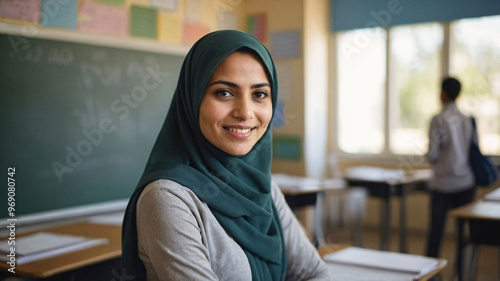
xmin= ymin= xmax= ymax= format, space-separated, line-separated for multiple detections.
xmin=232 ymin=95 xmax=254 ymax=120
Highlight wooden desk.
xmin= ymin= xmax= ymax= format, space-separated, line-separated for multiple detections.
xmin=0 ymin=222 xmax=121 ymax=279
xmin=319 ymin=244 xmax=447 ymax=281
xmin=273 ymin=174 xmax=345 ymax=246
xmin=344 ymin=166 xmax=432 ymax=252
xmin=449 ymin=197 xmax=500 ymax=281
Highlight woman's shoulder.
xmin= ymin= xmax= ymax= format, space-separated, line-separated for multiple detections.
xmin=138 ymin=179 xmax=205 ymax=209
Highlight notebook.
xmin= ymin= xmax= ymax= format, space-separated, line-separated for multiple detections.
xmin=324 ymin=247 xmax=440 ymax=280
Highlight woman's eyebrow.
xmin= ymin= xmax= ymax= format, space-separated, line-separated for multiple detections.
xmin=208 ymin=80 xmax=239 ymax=88
xmin=251 ymin=83 xmax=271 ymax=89
xmin=208 ymin=80 xmax=271 ymax=89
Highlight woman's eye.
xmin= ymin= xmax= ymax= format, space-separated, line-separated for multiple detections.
xmin=253 ymin=91 xmax=268 ymax=99
xmin=215 ymin=90 xmax=233 ymax=97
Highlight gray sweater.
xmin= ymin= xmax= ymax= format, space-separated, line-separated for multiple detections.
xmin=136 ymin=179 xmax=331 ymax=281
xmin=425 ymin=102 xmax=475 ymax=192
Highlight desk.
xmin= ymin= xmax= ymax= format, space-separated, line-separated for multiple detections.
xmin=272 ymin=174 xmax=345 ymax=246
xmin=319 ymin=244 xmax=447 ymax=281
xmin=0 ymin=222 xmax=121 ymax=279
xmin=344 ymin=166 xmax=432 ymax=252
xmin=449 ymin=195 xmax=500 ymax=281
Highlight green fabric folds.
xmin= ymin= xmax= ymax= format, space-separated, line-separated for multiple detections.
xmin=121 ymin=30 xmax=286 ymax=281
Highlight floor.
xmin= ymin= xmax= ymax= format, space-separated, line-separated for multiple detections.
xmin=323 ymin=225 xmax=499 ymax=281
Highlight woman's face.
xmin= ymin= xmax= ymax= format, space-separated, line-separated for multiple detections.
xmin=199 ymin=51 xmax=273 ymax=156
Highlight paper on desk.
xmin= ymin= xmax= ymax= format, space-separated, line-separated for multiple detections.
xmin=0 ymin=232 xmax=108 ymax=265
xmin=344 ymin=166 xmax=405 ymax=182
xmin=272 ymin=174 xmax=320 ymax=191
xmin=272 ymin=174 xmax=345 ymax=192
xmin=327 ymin=263 xmax=418 ymax=281
xmin=344 ymin=166 xmax=432 ymax=184
xmin=484 ymin=187 xmax=500 ymax=202
xmin=324 ymin=247 xmax=439 ymax=276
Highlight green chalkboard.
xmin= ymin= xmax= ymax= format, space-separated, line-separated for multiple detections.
xmin=0 ymin=34 xmax=184 ymax=217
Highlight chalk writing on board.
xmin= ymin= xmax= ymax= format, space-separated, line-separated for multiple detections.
xmin=7 ymin=36 xmax=42 ymax=63
xmin=80 ymin=62 xmax=122 ymax=91
xmin=52 ymin=63 xmax=172 ymax=182
xmin=73 ymin=99 xmax=98 ymax=129
xmin=47 ymin=47 xmax=73 ymax=66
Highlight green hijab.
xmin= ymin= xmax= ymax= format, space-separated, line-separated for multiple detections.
xmin=121 ymin=30 xmax=286 ymax=281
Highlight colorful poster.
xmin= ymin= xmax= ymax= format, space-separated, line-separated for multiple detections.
xmin=78 ymin=0 xmax=128 ymax=37
xmin=271 ymin=30 xmax=301 ymax=59
xmin=272 ymin=135 xmax=302 ymax=160
xmin=158 ymin=11 xmax=183 ymax=44
xmin=0 ymin=0 xmax=40 ymax=22
xmin=275 ymin=63 xmax=292 ymax=101
xmin=127 ymin=0 xmax=149 ymax=6
xmin=130 ymin=5 xmax=157 ymax=39
xmin=183 ymin=22 xmax=209 ymax=45
xmin=151 ymin=0 xmax=177 ymax=11
xmin=246 ymin=13 xmax=267 ymax=42
xmin=217 ymin=10 xmax=238 ymax=30
xmin=185 ymin=0 xmax=201 ymax=22
xmin=272 ymin=100 xmax=286 ymax=129
xmin=40 ymin=0 xmax=78 ymax=29
xmin=96 ymin=0 xmax=125 ymax=6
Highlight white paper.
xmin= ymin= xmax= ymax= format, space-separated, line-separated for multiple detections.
xmin=344 ymin=166 xmax=405 ymax=183
xmin=272 ymin=174 xmax=345 ymax=192
xmin=484 ymin=187 xmax=500 ymax=202
xmin=0 ymin=232 xmax=108 ymax=265
xmin=344 ymin=166 xmax=432 ymax=184
xmin=327 ymin=263 xmax=417 ymax=281
xmin=324 ymin=247 xmax=439 ymax=276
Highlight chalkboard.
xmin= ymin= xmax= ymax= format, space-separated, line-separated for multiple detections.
xmin=0 ymin=34 xmax=184 ymax=217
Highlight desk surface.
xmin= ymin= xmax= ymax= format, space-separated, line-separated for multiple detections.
xmin=344 ymin=166 xmax=432 ymax=184
xmin=273 ymin=174 xmax=345 ymax=195
xmin=319 ymin=244 xmax=447 ymax=281
xmin=449 ymin=200 xmax=500 ymax=221
xmin=0 ymin=222 xmax=121 ymax=278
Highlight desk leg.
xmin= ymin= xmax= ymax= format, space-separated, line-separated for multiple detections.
xmin=456 ymin=218 xmax=465 ymax=281
xmin=314 ymin=191 xmax=325 ymax=247
xmin=399 ymin=186 xmax=407 ymax=253
xmin=380 ymin=198 xmax=390 ymax=251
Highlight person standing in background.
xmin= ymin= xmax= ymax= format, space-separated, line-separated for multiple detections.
xmin=425 ymin=77 xmax=476 ymax=258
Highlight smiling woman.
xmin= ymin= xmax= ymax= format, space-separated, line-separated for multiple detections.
xmin=121 ymin=30 xmax=330 ymax=281
xmin=199 ymin=50 xmax=273 ymax=156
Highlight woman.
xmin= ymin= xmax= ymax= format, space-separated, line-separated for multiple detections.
xmin=122 ymin=30 xmax=330 ymax=281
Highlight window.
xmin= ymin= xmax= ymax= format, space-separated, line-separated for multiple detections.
xmin=389 ymin=23 xmax=443 ymax=155
xmin=337 ymin=27 xmax=386 ymax=154
xmin=335 ymin=15 xmax=500 ymax=156
xmin=450 ymin=15 xmax=500 ymax=155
